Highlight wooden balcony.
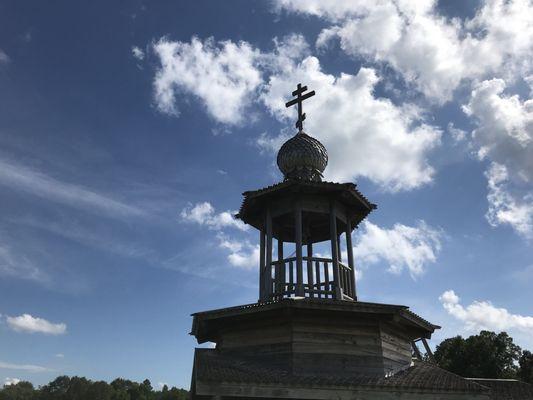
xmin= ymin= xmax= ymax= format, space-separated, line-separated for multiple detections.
xmin=267 ymin=256 xmax=355 ymax=301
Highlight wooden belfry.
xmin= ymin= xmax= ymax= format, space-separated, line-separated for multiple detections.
xmin=237 ymin=83 xmax=375 ymax=302
xmin=188 ymin=84 xmax=462 ymax=400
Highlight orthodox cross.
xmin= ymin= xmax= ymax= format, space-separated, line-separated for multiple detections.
xmin=285 ymin=83 xmax=315 ymax=132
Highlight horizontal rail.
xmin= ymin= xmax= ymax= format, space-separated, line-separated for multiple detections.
xmin=271 ymin=256 xmax=336 ymax=265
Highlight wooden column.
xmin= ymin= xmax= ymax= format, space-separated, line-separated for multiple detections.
xmin=346 ymin=219 xmax=357 ymax=301
xmin=295 ymin=205 xmax=304 ymax=296
xmin=265 ymin=208 xmax=273 ymax=299
xmin=307 ymin=242 xmax=313 ymax=298
xmin=278 ymin=239 xmax=285 ymax=299
xmin=259 ymin=229 xmax=266 ymax=301
xmin=329 ymin=201 xmax=342 ymax=299
xmin=337 ymin=235 xmax=342 ymax=263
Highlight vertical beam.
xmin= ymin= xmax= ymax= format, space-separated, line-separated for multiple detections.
xmin=295 ymin=205 xmax=304 ymax=296
xmin=329 ymin=201 xmax=342 ymax=299
xmin=346 ymin=219 xmax=357 ymax=301
xmin=337 ymin=234 xmax=342 ymax=263
xmin=259 ymin=229 xmax=265 ymax=302
xmin=307 ymin=242 xmax=313 ymax=298
xmin=278 ymin=239 xmax=285 ymax=299
xmin=315 ymin=260 xmax=321 ymax=299
xmin=265 ymin=208 xmax=273 ymax=300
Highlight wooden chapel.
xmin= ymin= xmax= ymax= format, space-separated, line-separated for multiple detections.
xmin=188 ymin=84 xmax=496 ymax=400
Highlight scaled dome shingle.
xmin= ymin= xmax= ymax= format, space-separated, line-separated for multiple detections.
xmin=276 ymin=132 xmax=328 ymax=182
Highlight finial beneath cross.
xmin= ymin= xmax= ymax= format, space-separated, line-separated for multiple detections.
xmin=285 ymin=83 xmax=315 ymax=132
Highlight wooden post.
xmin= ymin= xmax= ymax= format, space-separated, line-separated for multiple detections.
xmin=307 ymin=242 xmax=313 ymax=298
xmin=329 ymin=201 xmax=342 ymax=299
xmin=259 ymin=230 xmax=265 ymax=301
xmin=265 ymin=208 xmax=273 ymax=299
xmin=278 ymin=239 xmax=285 ymax=299
xmin=346 ymin=219 xmax=357 ymax=301
xmin=295 ymin=205 xmax=304 ymax=296
xmin=315 ymin=260 xmax=321 ymax=298
xmin=337 ymin=234 xmax=342 ymax=263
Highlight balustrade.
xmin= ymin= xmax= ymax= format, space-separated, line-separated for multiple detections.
xmin=268 ymin=256 xmax=354 ymax=301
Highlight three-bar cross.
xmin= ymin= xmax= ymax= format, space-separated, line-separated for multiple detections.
xmin=285 ymin=83 xmax=315 ymax=132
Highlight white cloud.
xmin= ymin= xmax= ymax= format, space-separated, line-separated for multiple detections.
xmin=131 ymin=46 xmax=145 ymax=61
xmin=4 ymin=378 xmax=21 ymax=386
xmin=463 ymin=79 xmax=533 ymax=182
xmin=485 ymin=162 xmax=533 ymax=238
xmin=180 ymin=202 xmax=256 ymax=269
xmin=352 ymin=220 xmax=443 ymax=278
xmin=55 ymin=353 xmax=65 ymax=358
xmin=218 ymin=235 xmax=259 ymax=269
xmin=0 ymin=361 xmax=51 ymax=373
xmin=276 ymin=0 xmax=533 ymax=102
xmin=440 ymin=289 xmax=533 ymax=332
xmin=180 ymin=202 xmax=247 ymax=231
xmin=150 ymin=34 xmax=440 ymax=191
xmin=152 ymin=36 xmax=262 ymax=123
xmin=6 ymin=314 xmax=67 ymax=335
xmin=0 ymin=158 xmax=145 ymax=219
xmin=447 ymin=123 xmax=467 ymax=144
xmin=261 ymin=58 xmax=441 ymax=190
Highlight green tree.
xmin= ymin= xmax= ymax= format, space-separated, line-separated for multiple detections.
xmin=519 ymin=350 xmax=533 ymax=384
xmin=0 ymin=381 xmax=36 ymax=400
xmin=434 ymin=331 xmax=521 ymax=378
xmin=39 ymin=376 xmax=71 ymax=400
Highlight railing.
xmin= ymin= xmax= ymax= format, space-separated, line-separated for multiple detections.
xmin=267 ymin=256 xmax=355 ymax=301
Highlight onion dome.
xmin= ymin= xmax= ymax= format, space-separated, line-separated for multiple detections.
xmin=277 ymin=131 xmax=328 ymax=182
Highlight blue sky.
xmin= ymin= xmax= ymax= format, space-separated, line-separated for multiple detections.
xmin=1 ymin=0 xmax=532 ymax=390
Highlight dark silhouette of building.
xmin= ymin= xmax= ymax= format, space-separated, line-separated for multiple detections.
xmin=188 ymin=84 xmax=533 ymax=400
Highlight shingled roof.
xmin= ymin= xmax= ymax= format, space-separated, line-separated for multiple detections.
xmin=467 ymin=378 xmax=533 ymax=400
xmin=193 ymin=349 xmax=488 ymax=394
xmin=236 ymin=180 xmax=376 ymax=235
xmin=191 ymin=298 xmax=440 ymax=343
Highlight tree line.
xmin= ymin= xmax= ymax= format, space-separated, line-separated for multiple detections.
xmin=2 ymin=330 xmax=532 ymax=399
xmin=434 ymin=330 xmax=532 ymax=382
xmin=0 ymin=377 xmax=188 ymax=400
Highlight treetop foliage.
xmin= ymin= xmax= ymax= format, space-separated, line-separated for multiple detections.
xmin=0 ymin=377 xmax=187 ymax=400
xmin=434 ymin=330 xmax=531 ymax=382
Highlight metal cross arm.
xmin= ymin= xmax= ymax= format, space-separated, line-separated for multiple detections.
xmin=285 ymin=83 xmax=315 ymax=132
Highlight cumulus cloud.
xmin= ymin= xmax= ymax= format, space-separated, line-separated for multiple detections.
xmin=180 ymin=202 xmax=247 ymax=231
xmin=440 ymin=289 xmax=533 ymax=332
xmin=463 ymin=79 xmax=533 ymax=182
xmin=4 ymin=378 xmax=20 ymax=386
xmin=261 ymin=58 xmax=441 ymax=190
xmin=485 ymin=163 xmax=533 ymax=238
xmin=6 ymin=314 xmax=67 ymax=335
xmin=275 ymin=0 xmax=533 ymax=102
xmin=218 ymin=235 xmax=259 ymax=269
xmin=131 ymin=46 xmax=145 ymax=61
xmin=151 ymin=33 xmax=441 ymax=191
xmin=352 ymin=220 xmax=443 ymax=278
xmin=152 ymin=37 xmax=262 ymax=123
xmin=180 ymin=203 xmax=255 ymax=268
xmin=447 ymin=123 xmax=468 ymax=144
